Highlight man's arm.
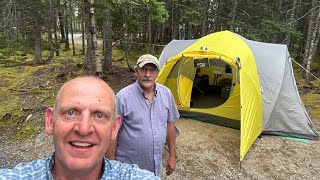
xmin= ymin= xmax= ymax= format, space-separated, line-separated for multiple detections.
xmin=165 ymin=122 xmax=177 ymax=175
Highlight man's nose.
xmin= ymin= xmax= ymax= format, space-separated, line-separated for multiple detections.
xmin=145 ymin=69 xmax=152 ymax=77
xmin=74 ymin=111 xmax=93 ymax=136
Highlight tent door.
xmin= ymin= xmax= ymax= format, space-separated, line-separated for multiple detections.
xmin=177 ymin=57 xmax=196 ymax=108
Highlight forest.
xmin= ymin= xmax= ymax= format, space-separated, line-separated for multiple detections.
xmin=0 ymin=0 xmax=320 ymax=82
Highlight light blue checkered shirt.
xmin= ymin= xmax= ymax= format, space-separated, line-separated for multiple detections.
xmin=0 ymin=154 xmax=160 ymax=179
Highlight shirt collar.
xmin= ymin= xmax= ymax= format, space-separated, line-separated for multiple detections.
xmin=46 ymin=153 xmax=55 ymax=179
xmin=47 ymin=153 xmax=109 ymax=179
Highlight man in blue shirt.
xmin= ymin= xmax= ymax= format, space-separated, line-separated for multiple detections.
xmin=106 ymin=54 xmax=180 ymax=176
xmin=0 ymin=76 xmax=159 ymax=180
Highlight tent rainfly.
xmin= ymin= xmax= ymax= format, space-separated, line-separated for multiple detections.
xmin=156 ymin=30 xmax=319 ymax=161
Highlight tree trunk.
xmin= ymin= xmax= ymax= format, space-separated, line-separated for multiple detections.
xmin=90 ymin=0 xmax=101 ymax=76
xmin=69 ymin=0 xmax=75 ymax=55
xmin=230 ymin=0 xmax=238 ymax=32
xmin=200 ymin=0 xmax=209 ymax=36
xmin=32 ymin=0 xmax=42 ymax=64
xmin=84 ymin=0 xmax=93 ymax=74
xmin=285 ymin=0 xmax=298 ymax=49
xmin=124 ymin=2 xmax=134 ymax=72
xmin=302 ymin=0 xmax=320 ymax=84
xmin=147 ymin=15 xmax=152 ymax=54
xmin=125 ymin=34 xmax=135 ymax=72
xmin=45 ymin=0 xmax=54 ymax=62
xmin=84 ymin=0 xmax=101 ymax=76
xmin=102 ymin=8 xmax=113 ymax=71
xmin=53 ymin=0 xmax=60 ymax=56
xmin=172 ymin=1 xmax=179 ymax=39
xmin=81 ymin=0 xmax=85 ymax=55
xmin=58 ymin=6 xmax=65 ymax=41
xmin=158 ymin=0 xmax=170 ymax=43
xmin=185 ymin=21 xmax=192 ymax=39
xmin=14 ymin=0 xmax=18 ymax=40
xmin=64 ymin=0 xmax=70 ymax=50
xmin=170 ymin=0 xmax=175 ymax=40
xmin=159 ymin=24 xmax=164 ymax=44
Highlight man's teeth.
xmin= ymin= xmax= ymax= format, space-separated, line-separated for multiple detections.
xmin=71 ymin=142 xmax=92 ymax=147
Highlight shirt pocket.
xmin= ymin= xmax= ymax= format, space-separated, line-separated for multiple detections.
xmin=157 ymin=108 xmax=168 ymax=126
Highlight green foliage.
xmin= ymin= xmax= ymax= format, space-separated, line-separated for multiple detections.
xmin=179 ymin=0 xmax=205 ymax=26
xmin=0 ymin=49 xmax=6 ymax=60
xmin=95 ymin=0 xmax=168 ymax=40
xmin=244 ymin=20 xmax=302 ymax=42
xmin=145 ymin=0 xmax=168 ymax=23
xmin=0 ymin=36 xmax=34 ymax=55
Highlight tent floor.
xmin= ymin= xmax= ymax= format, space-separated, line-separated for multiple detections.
xmin=190 ymin=85 xmax=228 ymax=108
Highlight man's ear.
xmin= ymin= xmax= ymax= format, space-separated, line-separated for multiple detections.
xmin=45 ymin=107 xmax=54 ymax=135
xmin=111 ymin=115 xmax=121 ymax=140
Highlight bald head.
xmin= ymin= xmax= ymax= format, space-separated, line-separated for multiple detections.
xmin=53 ymin=76 xmax=117 ymax=119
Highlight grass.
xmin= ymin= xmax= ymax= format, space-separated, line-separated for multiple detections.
xmin=15 ymin=122 xmax=42 ymax=140
xmin=0 ymin=64 xmax=44 ymax=129
xmin=301 ymin=93 xmax=320 ymax=118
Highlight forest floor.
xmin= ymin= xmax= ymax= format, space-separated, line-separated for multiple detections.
xmin=0 ymin=48 xmax=320 ymax=179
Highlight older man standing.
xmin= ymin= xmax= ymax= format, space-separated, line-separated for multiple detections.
xmin=0 ymin=76 xmax=159 ymax=179
xmin=106 ymin=54 xmax=180 ymax=176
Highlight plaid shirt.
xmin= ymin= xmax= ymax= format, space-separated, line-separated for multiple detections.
xmin=0 ymin=154 xmax=160 ymax=180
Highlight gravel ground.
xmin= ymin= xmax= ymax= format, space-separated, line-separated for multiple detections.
xmin=162 ymin=119 xmax=320 ymax=179
xmin=0 ymin=131 xmax=53 ymax=169
xmin=1 ymin=118 xmax=319 ymax=179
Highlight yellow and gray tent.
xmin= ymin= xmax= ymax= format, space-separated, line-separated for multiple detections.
xmin=156 ymin=30 xmax=319 ymax=161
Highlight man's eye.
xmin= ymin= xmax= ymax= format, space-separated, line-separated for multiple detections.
xmin=66 ymin=110 xmax=75 ymax=116
xmin=96 ymin=113 xmax=106 ymax=119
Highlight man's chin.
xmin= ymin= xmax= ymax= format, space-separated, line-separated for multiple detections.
xmin=65 ymin=160 xmax=100 ymax=174
xmin=59 ymin=156 xmax=102 ymax=173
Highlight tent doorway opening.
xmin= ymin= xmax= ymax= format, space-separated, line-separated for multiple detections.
xmin=190 ymin=58 xmax=234 ymax=109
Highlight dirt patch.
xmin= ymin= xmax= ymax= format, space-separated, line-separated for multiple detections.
xmin=103 ymin=65 xmax=136 ymax=92
xmin=161 ymin=119 xmax=320 ymax=179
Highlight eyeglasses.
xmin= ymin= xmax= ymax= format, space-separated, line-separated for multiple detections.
xmin=139 ymin=67 xmax=158 ymax=74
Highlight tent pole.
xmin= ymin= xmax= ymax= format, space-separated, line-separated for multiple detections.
xmin=291 ymin=57 xmax=320 ymax=82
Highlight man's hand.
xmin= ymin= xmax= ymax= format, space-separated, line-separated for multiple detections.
xmin=166 ymin=156 xmax=176 ymax=175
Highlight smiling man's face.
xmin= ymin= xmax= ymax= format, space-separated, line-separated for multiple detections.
xmin=45 ymin=77 xmax=120 ymax=178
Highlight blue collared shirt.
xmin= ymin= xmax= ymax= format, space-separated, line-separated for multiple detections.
xmin=116 ymin=81 xmax=180 ymax=176
xmin=0 ymin=154 xmax=160 ymax=179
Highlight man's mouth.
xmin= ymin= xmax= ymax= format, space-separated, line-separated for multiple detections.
xmin=70 ymin=142 xmax=93 ymax=147
xmin=142 ymin=79 xmax=152 ymax=82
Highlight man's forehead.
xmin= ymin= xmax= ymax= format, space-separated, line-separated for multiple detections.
xmin=57 ymin=79 xmax=112 ymax=104
xmin=142 ymin=63 xmax=157 ymax=68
